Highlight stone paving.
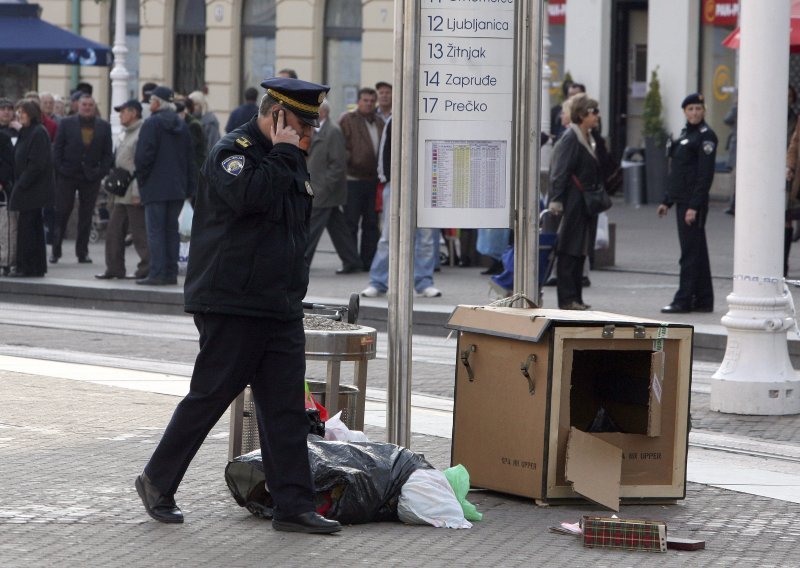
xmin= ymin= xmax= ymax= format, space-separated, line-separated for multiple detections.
xmin=1 ymin=372 xmax=799 ymax=567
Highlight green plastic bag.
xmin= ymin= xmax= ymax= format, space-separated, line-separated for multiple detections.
xmin=444 ymin=464 xmax=483 ymax=521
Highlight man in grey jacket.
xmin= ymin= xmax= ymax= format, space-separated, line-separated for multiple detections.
xmin=305 ymin=100 xmax=361 ymax=272
xmin=96 ymin=99 xmax=149 ymax=280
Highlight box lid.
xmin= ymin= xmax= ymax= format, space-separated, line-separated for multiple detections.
xmin=446 ymin=305 xmax=680 ymax=342
xmin=565 ymin=427 xmax=623 ymax=511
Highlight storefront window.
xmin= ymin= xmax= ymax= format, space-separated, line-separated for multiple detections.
xmin=0 ymin=64 xmax=36 ymax=102
xmin=241 ymin=0 xmax=276 ymax=97
xmin=324 ymin=0 xmax=362 ymax=118
xmin=110 ymin=0 xmax=140 ymax=101
xmin=699 ymin=0 xmax=738 ymax=165
xmin=174 ymin=0 xmax=206 ymax=96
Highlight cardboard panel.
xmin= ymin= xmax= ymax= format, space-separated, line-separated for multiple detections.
xmin=451 ymin=332 xmax=550 ymax=498
xmin=565 ymin=428 xmax=622 ymax=511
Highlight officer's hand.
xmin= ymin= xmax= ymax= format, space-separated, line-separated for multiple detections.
xmin=685 ymin=208 xmax=697 ymax=226
xmin=657 ymin=204 xmax=669 ymax=218
xmin=272 ymin=109 xmax=300 ymax=147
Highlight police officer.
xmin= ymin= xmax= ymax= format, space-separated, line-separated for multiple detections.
xmin=657 ymin=93 xmax=718 ymax=314
xmin=135 ymin=78 xmax=341 ymax=534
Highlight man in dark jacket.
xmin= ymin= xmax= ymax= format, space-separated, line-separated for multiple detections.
xmin=134 ymin=86 xmax=196 ymax=285
xmin=225 ymin=87 xmax=259 ymax=133
xmin=136 ymin=78 xmax=341 ymax=535
xmin=51 ymin=94 xmax=113 ymax=263
xmin=657 ymin=93 xmax=717 ymax=314
xmin=304 ymin=99 xmax=361 ymax=271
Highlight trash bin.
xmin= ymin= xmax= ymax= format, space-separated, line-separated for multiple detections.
xmin=621 ymin=147 xmax=646 ymax=206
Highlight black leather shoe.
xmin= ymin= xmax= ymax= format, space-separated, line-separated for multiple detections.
xmin=661 ymin=304 xmax=691 ymax=314
xmin=95 ymin=273 xmax=124 ymax=280
xmin=272 ymin=511 xmax=341 ymax=534
xmin=78 ymin=257 xmax=92 ymax=264
xmin=693 ymin=305 xmax=714 ymax=313
xmin=135 ymin=474 xmax=183 ymax=524
xmin=335 ymin=267 xmax=359 ymax=275
xmin=49 ymin=255 xmax=59 ymax=264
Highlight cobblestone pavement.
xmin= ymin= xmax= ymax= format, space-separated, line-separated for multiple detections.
xmin=1 ymin=372 xmax=799 ymax=567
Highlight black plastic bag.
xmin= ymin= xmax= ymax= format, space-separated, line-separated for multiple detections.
xmin=225 ymin=438 xmax=432 ymax=524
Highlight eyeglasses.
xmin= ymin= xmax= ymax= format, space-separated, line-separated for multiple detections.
xmin=586 ymin=108 xmax=600 ymax=115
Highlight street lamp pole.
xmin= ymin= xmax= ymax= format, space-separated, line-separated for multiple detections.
xmin=109 ymin=0 xmax=129 ymax=137
xmin=710 ymin=0 xmax=800 ymax=415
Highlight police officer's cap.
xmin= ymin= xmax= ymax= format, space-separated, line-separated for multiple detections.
xmin=260 ymin=77 xmax=330 ymax=127
xmin=681 ymin=93 xmax=705 ymax=108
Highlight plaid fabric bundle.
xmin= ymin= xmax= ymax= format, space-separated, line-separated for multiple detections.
xmin=581 ymin=516 xmax=667 ymax=552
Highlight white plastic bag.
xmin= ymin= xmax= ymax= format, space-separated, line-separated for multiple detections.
xmin=324 ymin=412 xmax=369 ymax=442
xmin=397 ymin=469 xmax=472 ymax=529
xmin=178 ymin=199 xmax=193 ymax=240
xmin=595 ymin=211 xmax=609 ymax=250
xmin=178 ymin=241 xmax=190 ymax=275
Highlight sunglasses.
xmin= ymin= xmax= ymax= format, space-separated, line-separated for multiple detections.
xmin=586 ymin=108 xmax=600 ymax=115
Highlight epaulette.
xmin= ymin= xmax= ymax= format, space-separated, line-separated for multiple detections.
xmin=235 ymin=136 xmax=253 ymax=149
xmin=699 ymin=126 xmax=708 ymax=133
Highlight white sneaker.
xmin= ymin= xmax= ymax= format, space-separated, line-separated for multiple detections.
xmin=417 ymin=286 xmax=442 ymax=298
xmin=360 ymin=286 xmax=384 ymax=298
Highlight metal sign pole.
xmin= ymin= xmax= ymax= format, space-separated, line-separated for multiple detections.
xmin=512 ymin=0 xmax=544 ymax=303
xmin=387 ymin=0 xmax=418 ymax=447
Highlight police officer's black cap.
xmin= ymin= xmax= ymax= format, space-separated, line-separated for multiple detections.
xmin=150 ymin=86 xmax=175 ymax=103
xmin=681 ymin=93 xmax=705 ymax=108
xmin=113 ymin=98 xmax=143 ymax=114
xmin=260 ymin=77 xmax=330 ymax=127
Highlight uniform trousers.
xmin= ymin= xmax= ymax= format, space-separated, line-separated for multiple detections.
xmin=343 ymin=179 xmax=380 ymax=270
xmin=52 ymin=176 xmax=100 ymax=260
xmin=673 ymin=203 xmax=713 ymax=309
xmin=144 ymin=313 xmax=315 ymax=519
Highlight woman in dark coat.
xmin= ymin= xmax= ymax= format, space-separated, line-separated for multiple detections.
xmin=9 ymin=100 xmax=54 ymax=277
xmin=548 ymin=93 xmax=602 ymax=310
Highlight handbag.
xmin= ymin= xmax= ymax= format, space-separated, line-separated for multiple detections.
xmin=572 ymin=174 xmax=612 ymax=216
xmin=103 ymin=167 xmax=134 ymax=197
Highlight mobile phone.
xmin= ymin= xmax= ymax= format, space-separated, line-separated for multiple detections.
xmin=272 ymin=110 xmax=280 ymax=133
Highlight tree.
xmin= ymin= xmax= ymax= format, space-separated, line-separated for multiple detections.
xmin=643 ymin=67 xmax=668 ymax=147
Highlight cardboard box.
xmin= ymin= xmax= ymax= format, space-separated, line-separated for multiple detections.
xmin=447 ymin=306 xmax=692 ymax=510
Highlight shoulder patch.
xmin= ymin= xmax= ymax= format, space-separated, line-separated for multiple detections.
xmin=702 ymin=141 xmax=716 ymax=155
xmin=221 ymin=155 xmax=245 ymax=176
xmin=235 ymin=136 xmax=252 ymax=149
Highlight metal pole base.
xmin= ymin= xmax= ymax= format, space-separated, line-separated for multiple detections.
xmin=711 ymin=329 xmax=800 ymax=415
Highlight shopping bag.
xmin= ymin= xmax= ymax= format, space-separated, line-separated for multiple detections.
xmin=178 ymin=199 xmax=193 ymax=240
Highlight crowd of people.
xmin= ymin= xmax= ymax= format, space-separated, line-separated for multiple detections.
xmin=0 ymin=81 xmax=237 ymax=283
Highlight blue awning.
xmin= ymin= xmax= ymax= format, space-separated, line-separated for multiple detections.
xmin=0 ymin=3 xmax=113 ymax=66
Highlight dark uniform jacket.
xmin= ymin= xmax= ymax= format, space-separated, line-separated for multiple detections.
xmin=9 ymin=124 xmax=55 ymax=212
xmin=184 ymin=117 xmax=313 ymax=320
xmin=664 ymin=120 xmax=717 ymax=210
xmin=52 ymin=114 xmax=113 ymax=182
xmin=549 ymin=127 xmax=600 ymax=257
xmin=135 ymin=109 xmax=196 ymax=204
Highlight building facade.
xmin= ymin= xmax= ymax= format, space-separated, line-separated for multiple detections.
xmin=9 ymin=0 xmax=797 ymax=162
xmin=26 ymin=0 xmax=393 ymax=126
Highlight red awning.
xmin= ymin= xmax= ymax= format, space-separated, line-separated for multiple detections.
xmin=722 ymin=0 xmax=800 ymax=53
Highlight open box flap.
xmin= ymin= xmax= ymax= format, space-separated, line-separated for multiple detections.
xmin=446 ymin=305 xmax=678 ymax=342
xmin=565 ymin=427 xmax=622 ymax=511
